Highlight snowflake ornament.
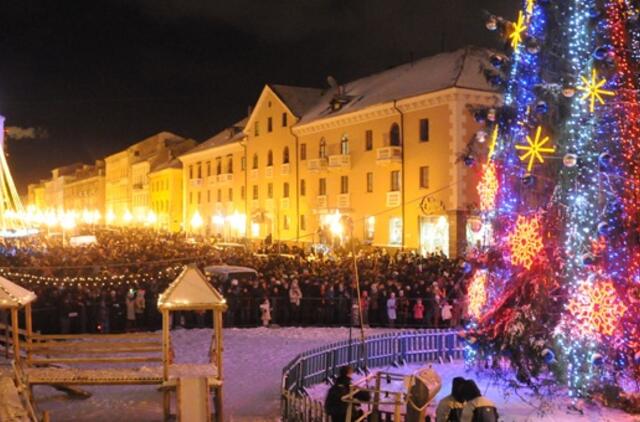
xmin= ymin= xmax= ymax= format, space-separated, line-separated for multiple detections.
xmin=468 ymin=270 xmax=488 ymax=319
xmin=507 ymin=215 xmax=544 ymax=270
xmin=567 ymin=280 xmax=627 ymax=337
xmin=477 ymin=163 xmax=499 ymax=212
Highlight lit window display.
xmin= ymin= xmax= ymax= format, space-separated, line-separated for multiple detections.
xmin=419 ymin=215 xmax=449 ymax=257
xmin=388 ymin=217 xmax=402 ymax=246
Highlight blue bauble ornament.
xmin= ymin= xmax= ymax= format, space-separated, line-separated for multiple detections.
xmin=593 ymin=45 xmax=612 ymax=61
xmin=599 ymin=152 xmax=612 ymax=171
xmin=490 ymin=54 xmax=504 ymax=68
xmin=542 ymin=348 xmax=556 ymax=364
xmin=522 ymin=174 xmax=536 ymax=187
xmin=582 ymin=253 xmax=596 ymax=266
xmin=463 ymin=155 xmax=475 ymax=167
xmin=535 ymin=101 xmax=548 ymax=114
xmin=634 ymin=351 xmax=640 ymax=365
xmin=589 ymin=7 xmax=601 ymax=19
xmin=597 ymin=221 xmax=612 ymax=236
xmin=592 ymin=353 xmax=604 ymax=366
xmin=462 ymin=262 xmax=472 ymax=274
xmin=474 ymin=111 xmax=486 ymax=123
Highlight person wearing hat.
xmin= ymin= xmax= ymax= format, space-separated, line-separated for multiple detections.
xmin=435 ymin=377 xmax=466 ymax=421
xmin=324 ymin=366 xmax=370 ymax=421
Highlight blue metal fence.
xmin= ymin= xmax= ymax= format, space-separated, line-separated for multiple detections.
xmin=281 ymin=329 xmax=464 ymax=421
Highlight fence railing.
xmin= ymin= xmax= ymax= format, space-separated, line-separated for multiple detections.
xmin=281 ymin=329 xmax=464 ymax=422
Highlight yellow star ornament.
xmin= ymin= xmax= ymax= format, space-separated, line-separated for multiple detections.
xmin=526 ymin=0 xmax=535 ymax=16
xmin=577 ymin=69 xmax=615 ymax=112
xmin=515 ymin=126 xmax=555 ymax=172
xmin=509 ymin=11 xmax=527 ymax=50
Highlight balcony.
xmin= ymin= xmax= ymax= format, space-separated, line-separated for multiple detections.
xmin=280 ymin=197 xmax=290 ymax=210
xmin=328 ymin=154 xmax=351 ymax=171
xmin=216 ymin=173 xmax=233 ymax=184
xmin=250 ymin=169 xmax=259 ymax=179
xmin=265 ymin=166 xmax=274 ymax=178
xmin=307 ymin=158 xmax=328 ymax=173
xmin=376 ymin=146 xmax=402 ymax=166
xmin=132 ymin=182 xmax=144 ymax=191
xmin=337 ymin=193 xmax=350 ymax=209
xmin=281 ymin=163 xmax=291 ymax=176
xmin=386 ymin=191 xmax=401 ymax=208
xmin=190 ymin=178 xmax=203 ymax=187
xmin=316 ymin=195 xmax=328 ymax=209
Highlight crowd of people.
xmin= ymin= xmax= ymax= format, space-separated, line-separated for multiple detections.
xmin=0 ymin=229 xmax=472 ymax=334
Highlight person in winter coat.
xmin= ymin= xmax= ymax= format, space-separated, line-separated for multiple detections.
xmin=325 ymin=366 xmax=370 ymax=422
xmin=125 ymin=290 xmax=136 ymax=331
xmin=460 ymin=380 xmax=498 ymax=422
xmin=441 ymin=300 xmax=453 ymax=328
xmin=259 ymin=297 xmax=271 ymax=327
xmin=289 ymin=279 xmax=303 ymax=324
xmin=386 ymin=292 xmax=397 ymax=327
xmin=435 ymin=377 xmax=465 ymax=422
xmin=413 ymin=298 xmax=425 ymax=325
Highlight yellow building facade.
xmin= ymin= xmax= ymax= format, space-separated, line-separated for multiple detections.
xmin=63 ymin=161 xmax=106 ymax=216
xmin=27 ymin=183 xmax=46 ymax=210
xmin=149 ymin=159 xmax=184 ymax=232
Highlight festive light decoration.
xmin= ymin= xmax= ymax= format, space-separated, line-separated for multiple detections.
xmin=526 ymin=0 xmax=535 ymax=17
xmin=509 ymin=11 xmax=527 ymax=50
xmin=515 ymin=126 xmax=555 ymax=172
xmin=477 ymin=163 xmax=499 ymax=212
xmin=577 ymin=69 xmax=615 ymax=112
xmin=567 ymin=280 xmax=627 ymax=337
xmin=506 ymin=215 xmax=543 ymax=270
xmin=486 ymin=126 xmax=499 ymax=163
xmin=468 ymin=270 xmax=488 ymax=319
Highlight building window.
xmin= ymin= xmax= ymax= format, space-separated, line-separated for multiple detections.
xmin=252 ymin=154 xmax=258 ymax=169
xmin=319 ymin=178 xmax=326 ymax=195
xmin=389 ymin=217 xmax=403 ymax=246
xmin=241 ymin=186 xmax=245 ymax=200
xmin=254 ymin=121 xmax=260 ymax=136
xmin=340 ymin=176 xmax=349 ymax=194
xmin=319 ymin=138 xmax=327 ymax=158
xmin=419 ymin=166 xmax=429 ymax=189
xmin=252 ymin=185 xmax=258 ymax=200
xmin=300 ymin=143 xmax=307 ymax=160
xmin=227 ymin=156 xmax=233 ymax=173
xmin=268 ymin=183 xmax=273 ymax=199
xmin=267 ymin=150 xmax=274 ymax=166
xmin=282 ymin=112 xmax=288 ymax=127
xmin=206 ymin=161 xmax=211 ymax=177
xmin=228 ymin=188 xmax=233 ymax=201
xmin=340 ymin=134 xmax=349 ymax=155
xmin=189 ymin=192 xmax=193 ymax=204
xmin=197 ymin=192 xmax=201 ymax=204
xmin=390 ymin=170 xmax=401 ymax=191
xmin=365 ymin=216 xmax=375 ymax=241
xmin=241 ymin=156 xmax=246 ymax=171
xmin=390 ymin=123 xmax=401 ymax=146
xmin=283 ymin=182 xmax=290 ymax=198
xmin=267 ymin=117 xmax=273 ymax=133
xmin=300 ymin=214 xmax=306 ymax=231
xmin=217 ymin=189 xmax=222 ymax=202
xmin=283 ymin=146 xmax=290 ymax=164
xmin=216 ymin=158 xmax=222 ymax=175
xmin=207 ymin=190 xmax=211 ymax=203
xmin=365 ymin=130 xmax=373 ymax=151
xmin=366 ymin=172 xmax=373 ymax=193
xmin=197 ymin=163 xmax=202 ymax=178
xmin=300 ymin=179 xmax=306 ymax=196
xmin=189 ymin=165 xmax=193 ymax=179
xmin=419 ymin=118 xmax=429 ymax=142
xmin=283 ymin=215 xmax=290 ymax=230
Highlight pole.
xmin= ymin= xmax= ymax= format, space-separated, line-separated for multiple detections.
xmin=11 ymin=308 xmax=20 ymax=363
xmin=25 ymin=304 xmax=32 ymax=366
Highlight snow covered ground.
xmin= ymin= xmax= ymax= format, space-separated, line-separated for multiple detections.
xmin=4 ymin=327 xmax=637 ymax=421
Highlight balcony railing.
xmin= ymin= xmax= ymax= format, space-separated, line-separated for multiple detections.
xmin=250 ymin=169 xmax=259 ymax=179
xmin=190 ymin=178 xmax=203 ymax=187
xmin=265 ymin=166 xmax=274 ymax=178
xmin=316 ymin=195 xmax=328 ymax=209
xmin=386 ymin=191 xmax=401 ymax=207
xmin=216 ymin=173 xmax=233 ymax=183
xmin=281 ymin=163 xmax=291 ymax=176
xmin=307 ymin=158 xmax=328 ymax=173
xmin=376 ymin=146 xmax=402 ymax=165
xmin=328 ymin=154 xmax=351 ymax=170
xmin=281 ymin=197 xmax=290 ymax=210
xmin=337 ymin=193 xmax=350 ymax=209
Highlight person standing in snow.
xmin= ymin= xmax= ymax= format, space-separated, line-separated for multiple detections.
xmin=435 ymin=376 xmax=465 ymax=422
xmin=386 ymin=292 xmax=397 ymax=327
xmin=413 ymin=298 xmax=425 ymax=326
xmin=441 ymin=300 xmax=453 ymax=328
xmin=289 ymin=279 xmax=302 ymax=324
xmin=260 ymin=297 xmax=271 ymax=327
xmin=125 ymin=290 xmax=136 ymax=331
xmin=460 ymin=380 xmax=498 ymax=422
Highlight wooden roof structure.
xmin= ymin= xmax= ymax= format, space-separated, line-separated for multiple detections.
xmin=0 ymin=276 xmax=36 ymax=309
xmin=157 ymin=264 xmax=226 ymax=311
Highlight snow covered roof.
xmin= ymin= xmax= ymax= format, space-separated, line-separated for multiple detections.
xmin=0 ymin=276 xmax=36 ymax=308
xmin=298 ymin=46 xmax=495 ymax=125
xmin=269 ymin=84 xmax=324 ymax=117
xmin=158 ymin=264 xmax=226 ymax=311
xmin=180 ymin=118 xmax=247 ymax=158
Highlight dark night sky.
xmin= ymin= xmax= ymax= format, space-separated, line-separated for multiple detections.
xmin=0 ymin=0 xmax=514 ymax=193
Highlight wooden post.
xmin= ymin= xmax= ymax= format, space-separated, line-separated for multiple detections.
xmin=25 ymin=303 xmax=32 ymax=366
xmin=11 ymin=307 xmax=20 ymax=362
xmin=162 ymin=309 xmax=170 ymax=421
xmin=393 ymin=392 xmax=402 ymax=422
xmin=371 ymin=373 xmax=382 ymax=422
xmin=213 ymin=309 xmax=224 ymax=422
xmin=3 ymin=310 xmax=9 ymax=359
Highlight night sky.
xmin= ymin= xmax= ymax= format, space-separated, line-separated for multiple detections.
xmin=0 ymin=0 xmax=514 ymax=192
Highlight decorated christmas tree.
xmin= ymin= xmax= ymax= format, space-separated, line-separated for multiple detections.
xmin=464 ymin=0 xmax=640 ymax=411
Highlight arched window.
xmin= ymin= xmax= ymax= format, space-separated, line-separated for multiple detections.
xmin=216 ymin=158 xmax=222 ymax=175
xmin=252 ymin=153 xmax=258 ymax=169
xmin=390 ymin=123 xmax=401 ymax=146
xmin=319 ymin=137 xmax=327 ymax=159
xmin=267 ymin=150 xmax=274 ymax=166
xmin=283 ymin=146 xmax=290 ymax=164
xmin=340 ymin=134 xmax=349 ymax=155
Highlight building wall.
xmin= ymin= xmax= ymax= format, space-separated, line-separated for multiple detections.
xmin=63 ymin=175 xmax=106 ymax=215
xmin=149 ymin=167 xmax=183 ymax=232
xmin=244 ymin=87 xmax=299 ymax=241
xmin=131 ymin=161 xmax=151 ymax=222
xmin=105 ymin=151 xmax=131 ymax=221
